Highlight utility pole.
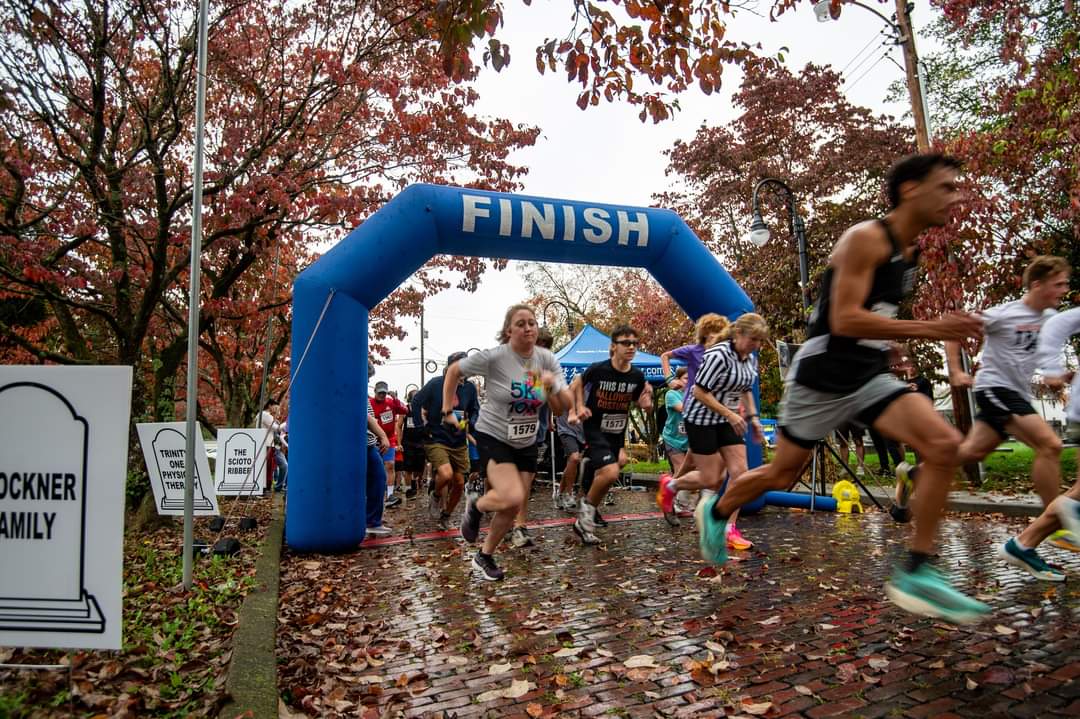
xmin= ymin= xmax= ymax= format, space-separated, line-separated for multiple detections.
xmin=894 ymin=0 xmax=930 ymax=151
xmin=419 ymin=306 xmax=425 ymax=387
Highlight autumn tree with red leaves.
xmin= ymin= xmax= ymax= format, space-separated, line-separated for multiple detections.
xmin=914 ymin=0 xmax=1080 ymax=354
xmin=0 ymin=0 xmax=538 ymax=437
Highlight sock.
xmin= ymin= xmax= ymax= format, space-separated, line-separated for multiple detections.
xmin=710 ymin=499 xmax=729 ymax=522
xmin=906 ymin=551 xmax=931 ymax=573
xmin=479 ymin=551 xmax=493 ymax=561
xmin=1013 ymin=537 xmax=1031 ymax=550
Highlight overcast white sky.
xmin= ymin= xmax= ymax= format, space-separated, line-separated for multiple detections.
xmin=371 ymin=0 xmax=939 ymax=394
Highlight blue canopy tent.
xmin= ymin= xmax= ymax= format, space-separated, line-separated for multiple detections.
xmin=553 ymin=324 xmax=679 ymax=385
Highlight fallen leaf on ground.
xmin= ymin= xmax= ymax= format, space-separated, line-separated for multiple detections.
xmin=994 ymin=625 xmax=1017 ymax=636
xmin=526 ymin=702 xmax=544 ymax=717
xmin=476 ymin=679 xmax=535 ymax=703
xmin=794 ymin=685 xmax=813 ymax=696
xmin=756 ymin=615 xmax=781 ymax=626
xmin=741 ymin=699 xmax=774 ymax=715
xmin=625 ymin=655 xmax=659 ymax=668
xmin=488 ymin=662 xmax=513 ymax=675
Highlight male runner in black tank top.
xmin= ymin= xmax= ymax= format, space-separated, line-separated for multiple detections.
xmin=696 ymin=154 xmax=990 ymax=624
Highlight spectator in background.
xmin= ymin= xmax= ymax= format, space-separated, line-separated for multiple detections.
xmin=259 ymin=398 xmax=288 ymax=493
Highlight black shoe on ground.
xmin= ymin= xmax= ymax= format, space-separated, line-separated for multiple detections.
xmin=385 ymin=495 xmax=402 ymax=508
xmin=405 ymin=485 xmax=418 ymax=499
xmin=889 ymin=502 xmax=912 ymax=524
xmin=594 ymin=510 xmax=608 ymax=528
xmin=438 ymin=511 xmax=451 ymax=531
xmin=472 ymin=551 xmax=504 ymax=581
xmin=460 ymin=496 xmax=482 ymax=543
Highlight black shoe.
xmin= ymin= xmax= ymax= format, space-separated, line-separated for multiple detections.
xmin=438 ymin=511 xmax=451 ymax=531
xmin=594 ymin=510 xmax=608 ymax=528
xmin=472 ymin=551 xmax=504 ymax=581
xmin=889 ymin=502 xmax=912 ymax=524
xmin=460 ymin=496 xmax=482 ymax=543
xmin=405 ymin=485 xmax=418 ymax=499
xmin=385 ymin=495 xmax=402 ymax=508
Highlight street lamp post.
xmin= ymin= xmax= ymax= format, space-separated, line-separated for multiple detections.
xmin=813 ymin=0 xmax=931 ymax=150
xmin=541 ymin=300 xmax=576 ymax=342
xmin=746 ymin=178 xmax=811 ymax=314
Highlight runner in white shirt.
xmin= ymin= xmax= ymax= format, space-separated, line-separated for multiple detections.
xmin=445 ymin=304 xmax=572 ymax=581
xmin=1003 ymin=307 xmax=1080 ymax=561
xmin=891 ymin=256 xmax=1071 ymax=580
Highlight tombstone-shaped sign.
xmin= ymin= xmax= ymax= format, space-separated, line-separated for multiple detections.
xmin=136 ymin=423 xmax=219 ymax=516
xmin=214 ymin=428 xmax=269 ymax=496
xmin=0 ymin=366 xmax=131 ymax=650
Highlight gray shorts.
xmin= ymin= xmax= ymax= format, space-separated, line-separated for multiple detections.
xmin=779 ymin=373 xmax=912 ymax=448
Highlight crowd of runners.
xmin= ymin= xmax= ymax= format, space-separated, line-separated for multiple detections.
xmin=361 ymin=153 xmax=1080 ymax=625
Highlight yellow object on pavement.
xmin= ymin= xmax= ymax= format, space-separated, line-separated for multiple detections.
xmin=832 ymin=480 xmax=863 ymax=514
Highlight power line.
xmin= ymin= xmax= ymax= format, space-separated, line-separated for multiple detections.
xmin=845 ymin=49 xmax=891 ymax=93
xmin=840 ymin=34 xmax=880 ymax=76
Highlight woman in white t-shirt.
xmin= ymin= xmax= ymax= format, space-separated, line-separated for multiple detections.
xmin=443 ymin=304 xmax=572 ymax=581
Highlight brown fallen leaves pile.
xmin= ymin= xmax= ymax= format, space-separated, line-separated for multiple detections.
xmin=0 ymin=497 xmax=273 ymax=718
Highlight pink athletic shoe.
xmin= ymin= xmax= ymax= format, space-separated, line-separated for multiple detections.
xmin=656 ymin=473 xmax=676 ymax=514
xmin=727 ymin=525 xmax=753 ymax=551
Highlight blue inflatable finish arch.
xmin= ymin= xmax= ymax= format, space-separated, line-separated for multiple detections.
xmin=288 ymin=184 xmax=757 ymax=552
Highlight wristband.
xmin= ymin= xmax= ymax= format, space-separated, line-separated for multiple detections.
xmin=442 ymin=410 xmax=455 ymax=417
xmin=748 ymin=413 xmax=759 ymax=419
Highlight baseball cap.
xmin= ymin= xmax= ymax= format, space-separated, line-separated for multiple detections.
xmin=374 ymin=381 xmax=389 ymax=394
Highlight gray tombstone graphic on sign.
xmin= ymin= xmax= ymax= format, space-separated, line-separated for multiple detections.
xmin=218 ymin=431 xmax=263 ymax=493
xmin=152 ymin=428 xmax=215 ymax=511
xmin=0 ymin=383 xmax=105 ymax=633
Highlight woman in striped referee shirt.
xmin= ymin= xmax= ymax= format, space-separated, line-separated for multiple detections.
xmin=658 ymin=313 xmax=769 ymax=557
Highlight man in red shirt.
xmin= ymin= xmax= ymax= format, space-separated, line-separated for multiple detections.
xmin=370 ymin=381 xmax=410 ymax=508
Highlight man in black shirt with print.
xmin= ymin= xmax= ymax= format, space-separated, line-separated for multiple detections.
xmin=571 ymin=325 xmax=652 ymax=545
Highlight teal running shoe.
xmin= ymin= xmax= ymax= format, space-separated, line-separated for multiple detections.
xmin=695 ymin=493 xmax=728 ymax=566
xmin=885 ymin=562 xmax=991 ymax=624
xmin=997 ymin=538 xmax=1065 ymax=582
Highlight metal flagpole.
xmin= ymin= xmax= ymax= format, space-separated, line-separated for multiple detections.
xmin=183 ymin=0 xmax=211 ymax=591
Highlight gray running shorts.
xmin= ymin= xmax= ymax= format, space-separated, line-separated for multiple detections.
xmin=779 ymin=372 xmax=911 ymax=447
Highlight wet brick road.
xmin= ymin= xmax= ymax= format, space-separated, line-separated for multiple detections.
xmin=277 ymin=487 xmax=1080 ymax=718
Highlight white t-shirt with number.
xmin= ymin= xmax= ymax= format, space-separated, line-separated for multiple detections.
xmin=457 ymin=344 xmax=567 ymax=448
xmin=976 ymin=299 xmax=1056 ymax=399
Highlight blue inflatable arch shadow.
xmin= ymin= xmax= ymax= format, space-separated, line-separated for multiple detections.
xmin=288 ymin=184 xmax=760 ymax=552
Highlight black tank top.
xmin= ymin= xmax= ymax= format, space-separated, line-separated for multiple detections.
xmin=793 ymin=219 xmax=920 ymax=393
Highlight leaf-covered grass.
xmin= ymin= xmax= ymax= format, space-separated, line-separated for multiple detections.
xmin=627 ymin=442 xmax=1079 ymax=495
xmin=0 ymin=498 xmax=271 ymax=718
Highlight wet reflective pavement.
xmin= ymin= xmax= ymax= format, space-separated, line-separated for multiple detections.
xmin=276 ymin=488 xmax=1080 ymax=718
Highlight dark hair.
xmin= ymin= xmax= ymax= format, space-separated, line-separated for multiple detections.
xmin=675 ymin=367 xmax=687 ymax=378
xmin=610 ymin=324 xmax=638 ymax=343
xmin=537 ymin=327 xmax=554 ymax=349
xmin=885 ymin=153 xmax=963 ymax=209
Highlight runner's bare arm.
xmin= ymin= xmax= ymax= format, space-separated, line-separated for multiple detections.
xmin=637 ymin=382 xmax=653 ymax=411
xmin=944 ymin=341 xmax=974 ymax=387
xmin=441 ymin=362 xmax=463 ymax=427
xmin=660 ymin=350 xmax=674 ymax=378
xmin=829 ymin=222 xmax=983 ymax=341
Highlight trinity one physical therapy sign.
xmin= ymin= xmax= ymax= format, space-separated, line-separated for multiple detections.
xmin=0 ymin=366 xmax=131 ymax=650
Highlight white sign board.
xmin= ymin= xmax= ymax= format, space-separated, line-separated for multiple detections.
xmin=136 ymin=422 xmax=220 ymax=516
xmin=213 ymin=428 xmax=268 ymax=496
xmin=0 ymin=365 xmax=132 ymax=650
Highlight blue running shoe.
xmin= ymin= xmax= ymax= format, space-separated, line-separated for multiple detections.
xmin=695 ymin=493 xmax=728 ymax=566
xmin=885 ymin=563 xmax=991 ymax=624
xmin=997 ymin=538 xmax=1065 ymax=581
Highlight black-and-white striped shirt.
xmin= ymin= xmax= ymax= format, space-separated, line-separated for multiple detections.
xmin=367 ymin=403 xmax=378 ymax=446
xmin=683 ymin=340 xmax=759 ymax=426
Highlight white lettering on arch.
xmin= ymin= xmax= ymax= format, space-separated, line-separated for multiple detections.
xmin=461 ymin=195 xmax=491 ymax=233
xmin=521 ymin=202 xmax=556 ymax=240
xmin=582 ymin=208 xmax=612 ymax=244
xmin=617 ymin=210 xmax=649 ymax=247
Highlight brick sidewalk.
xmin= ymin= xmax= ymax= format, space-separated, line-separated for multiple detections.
xmin=276 ymin=489 xmax=1080 ymax=718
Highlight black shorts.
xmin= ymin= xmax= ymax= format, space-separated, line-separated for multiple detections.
xmin=583 ymin=431 xmax=623 ymax=471
xmin=399 ymin=443 xmax=425 ymax=473
xmin=474 ymin=431 xmax=539 ymax=474
xmin=559 ymin=432 xmax=584 ymax=457
xmin=685 ymin=421 xmax=743 ymax=455
xmin=974 ymin=387 xmax=1036 ymax=439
